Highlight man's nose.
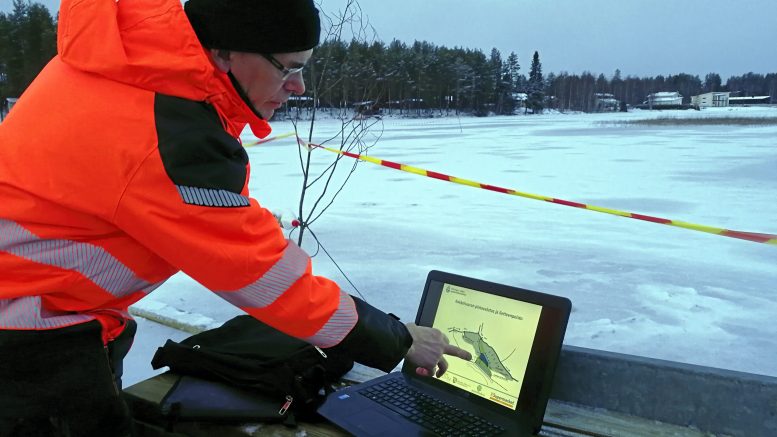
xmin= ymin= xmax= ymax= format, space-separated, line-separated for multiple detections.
xmin=285 ymin=73 xmax=306 ymax=96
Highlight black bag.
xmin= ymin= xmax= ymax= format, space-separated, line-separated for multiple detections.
xmin=149 ymin=315 xmax=354 ymax=426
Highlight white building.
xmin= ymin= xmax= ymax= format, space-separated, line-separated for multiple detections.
xmin=512 ymin=92 xmax=528 ymax=103
xmin=645 ymin=92 xmax=683 ymax=107
xmin=594 ymin=93 xmax=620 ymax=112
xmin=729 ymin=95 xmax=771 ymax=105
xmin=691 ymin=92 xmax=730 ymax=108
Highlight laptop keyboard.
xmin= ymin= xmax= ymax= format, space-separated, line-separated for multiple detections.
xmin=358 ymin=378 xmax=505 ymax=436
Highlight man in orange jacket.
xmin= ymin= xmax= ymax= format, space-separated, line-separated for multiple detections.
xmin=0 ymin=0 xmax=470 ymax=435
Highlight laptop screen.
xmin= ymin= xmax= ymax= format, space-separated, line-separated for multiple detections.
xmin=430 ymin=281 xmax=543 ymax=411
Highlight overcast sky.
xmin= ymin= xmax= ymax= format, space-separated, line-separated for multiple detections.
xmin=7 ymin=0 xmax=777 ymax=81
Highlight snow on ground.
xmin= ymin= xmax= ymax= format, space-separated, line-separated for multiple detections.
xmin=129 ymin=106 xmax=777 ymax=383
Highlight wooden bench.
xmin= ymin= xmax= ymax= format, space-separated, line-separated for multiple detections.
xmin=124 ymin=369 xmax=710 ymax=437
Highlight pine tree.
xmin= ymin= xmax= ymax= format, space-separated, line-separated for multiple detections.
xmin=526 ymin=51 xmax=544 ymax=113
xmin=529 ymin=51 xmax=543 ymax=85
xmin=704 ymin=73 xmax=722 ymax=92
xmin=595 ymin=73 xmax=608 ymax=93
xmin=504 ymin=52 xmax=520 ymax=91
xmin=0 ymin=1 xmax=56 ymax=102
xmin=489 ymin=48 xmax=504 ymax=114
xmin=611 ymin=69 xmax=624 ymax=104
xmin=501 ymin=51 xmax=520 ymax=113
xmin=0 ymin=13 xmax=10 ymax=97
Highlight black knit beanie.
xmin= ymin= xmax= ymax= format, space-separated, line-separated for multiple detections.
xmin=184 ymin=0 xmax=321 ymax=53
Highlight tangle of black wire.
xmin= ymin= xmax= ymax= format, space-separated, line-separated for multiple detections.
xmin=288 ymin=224 xmax=367 ymax=303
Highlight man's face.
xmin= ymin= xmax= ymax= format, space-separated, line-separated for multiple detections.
xmin=225 ymin=49 xmax=313 ymax=119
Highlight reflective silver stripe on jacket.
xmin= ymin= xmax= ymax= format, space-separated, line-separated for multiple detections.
xmin=0 ymin=218 xmax=157 ymax=298
xmin=176 ymin=185 xmax=250 ymax=207
xmin=214 ymin=239 xmax=357 ymax=347
xmin=214 ymin=239 xmax=309 ymax=308
xmin=300 ymin=291 xmax=358 ymax=348
xmin=0 ymin=296 xmax=95 ymax=329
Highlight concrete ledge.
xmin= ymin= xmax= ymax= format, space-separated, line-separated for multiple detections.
xmin=550 ymin=345 xmax=777 ymax=437
xmin=129 ymin=303 xmax=219 ymax=334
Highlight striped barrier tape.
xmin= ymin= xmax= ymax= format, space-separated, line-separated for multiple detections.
xmin=248 ymin=133 xmax=777 ymax=246
xmin=243 ymin=131 xmax=296 ymax=147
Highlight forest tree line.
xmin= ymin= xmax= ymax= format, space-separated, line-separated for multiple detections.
xmin=305 ymin=39 xmax=776 ymax=115
xmin=2 ymin=1 xmax=775 ymax=116
xmin=0 ymin=1 xmax=56 ymax=104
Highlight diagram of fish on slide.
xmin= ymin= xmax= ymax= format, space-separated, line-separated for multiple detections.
xmin=433 ymin=283 xmax=542 ymax=409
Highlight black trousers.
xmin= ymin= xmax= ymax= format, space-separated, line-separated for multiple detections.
xmin=0 ymin=319 xmax=137 ymax=437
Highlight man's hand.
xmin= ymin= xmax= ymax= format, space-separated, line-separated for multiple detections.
xmin=405 ymin=323 xmax=472 ymax=377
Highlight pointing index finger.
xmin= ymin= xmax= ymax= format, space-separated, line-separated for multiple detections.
xmin=443 ymin=344 xmax=472 ymax=362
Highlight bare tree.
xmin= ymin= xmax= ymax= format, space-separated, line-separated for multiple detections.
xmin=287 ymin=0 xmax=385 ymax=250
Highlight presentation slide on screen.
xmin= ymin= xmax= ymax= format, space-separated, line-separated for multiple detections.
xmin=433 ymin=283 xmax=542 ymax=410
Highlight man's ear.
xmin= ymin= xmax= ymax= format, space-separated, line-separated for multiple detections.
xmin=210 ymin=49 xmax=231 ymax=73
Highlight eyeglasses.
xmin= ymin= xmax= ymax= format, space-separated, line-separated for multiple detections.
xmin=260 ymin=53 xmax=304 ymax=81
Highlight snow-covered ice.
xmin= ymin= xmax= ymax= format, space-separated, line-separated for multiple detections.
xmin=129 ymin=106 xmax=777 ymax=382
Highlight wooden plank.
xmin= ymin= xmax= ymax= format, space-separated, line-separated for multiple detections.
xmin=153 ymin=420 xmax=345 ymax=437
xmin=125 ymin=371 xmax=178 ymax=404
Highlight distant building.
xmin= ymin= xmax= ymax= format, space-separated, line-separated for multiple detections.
xmin=594 ymin=93 xmax=620 ymax=112
xmin=352 ymin=100 xmax=382 ymax=118
xmin=353 ymin=100 xmax=377 ymax=111
xmin=385 ymin=98 xmax=425 ymax=110
xmin=691 ymin=92 xmax=730 ymax=108
xmin=728 ymin=96 xmax=771 ymax=105
xmin=512 ymin=92 xmax=528 ymax=102
xmin=645 ymin=92 xmax=683 ymax=107
xmin=287 ymin=95 xmax=314 ymax=105
xmin=634 ymin=92 xmax=695 ymax=110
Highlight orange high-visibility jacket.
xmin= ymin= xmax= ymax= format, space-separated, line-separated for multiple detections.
xmin=0 ymin=0 xmax=410 ymax=369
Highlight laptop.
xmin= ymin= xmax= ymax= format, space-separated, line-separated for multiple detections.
xmin=318 ymin=270 xmax=572 ymax=436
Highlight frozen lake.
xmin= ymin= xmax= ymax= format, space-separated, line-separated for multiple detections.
xmin=133 ymin=106 xmax=777 ymax=378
